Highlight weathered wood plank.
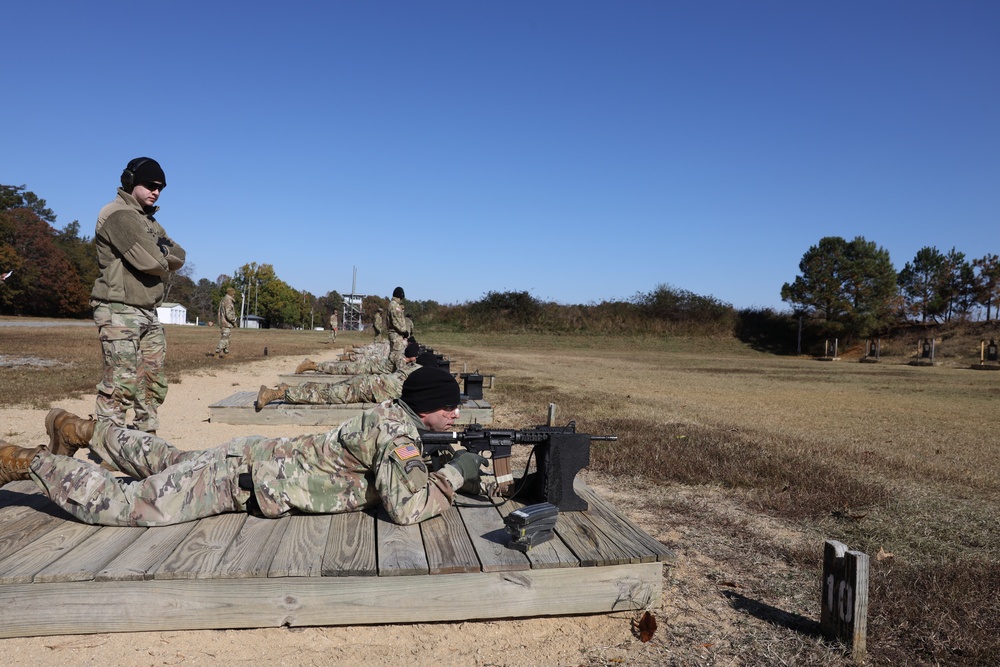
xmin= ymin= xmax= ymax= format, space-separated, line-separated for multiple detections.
xmin=152 ymin=513 xmax=246 ymax=580
xmin=457 ymin=495 xmax=531 ymax=573
xmin=218 ymin=515 xmax=290 ymax=578
xmin=0 ymin=563 xmax=662 ymax=638
xmin=322 ymin=510 xmax=377 ymax=577
xmin=96 ymin=523 xmax=196 ymax=581
xmin=0 ymin=508 xmax=71 ymax=563
xmin=376 ymin=509 xmax=428 ymax=576
xmin=496 ymin=499 xmax=580 ymax=569
xmin=420 ymin=507 xmax=481 ymax=574
xmin=268 ymin=514 xmax=332 ymax=578
xmin=555 ymin=511 xmax=634 ymax=567
xmin=0 ymin=522 xmax=100 ymax=584
xmin=0 ymin=484 xmax=76 ymax=561
xmin=34 ymin=526 xmax=145 ymax=583
xmin=575 ymin=481 xmax=676 ymax=564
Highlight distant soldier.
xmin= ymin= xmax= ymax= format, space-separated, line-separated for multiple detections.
xmin=0 ymin=368 xmax=486 ymax=526
xmin=296 ymin=341 xmax=418 ymax=376
xmin=211 ymin=288 xmax=238 ymax=357
xmin=388 ymin=286 xmax=408 ymax=356
xmin=373 ymin=307 xmax=385 ymax=342
xmin=327 ymin=311 xmax=338 ymax=344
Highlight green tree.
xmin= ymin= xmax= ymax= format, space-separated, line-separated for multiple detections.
xmin=782 ymin=236 xmax=899 ymax=337
xmin=0 ymin=184 xmax=56 ymax=224
xmin=940 ymin=248 xmax=978 ymax=322
xmin=230 ymin=262 xmax=308 ymax=328
xmin=898 ymin=246 xmax=948 ymax=322
xmin=972 ymin=254 xmax=1000 ymax=321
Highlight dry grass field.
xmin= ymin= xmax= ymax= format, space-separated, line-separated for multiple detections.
xmin=1 ymin=318 xmax=998 ymax=665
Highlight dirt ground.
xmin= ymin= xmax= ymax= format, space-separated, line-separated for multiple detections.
xmin=0 ymin=352 xmax=833 ymax=667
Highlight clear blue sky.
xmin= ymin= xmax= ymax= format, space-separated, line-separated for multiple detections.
xmin=3 ymin=1 xmax=997 ymax=310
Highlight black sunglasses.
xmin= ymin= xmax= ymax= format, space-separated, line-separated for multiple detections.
xmin=142 ymin=182 xmax=165 ymax=192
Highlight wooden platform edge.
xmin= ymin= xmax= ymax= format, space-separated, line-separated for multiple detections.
xmin=0 ymin=562 xmax=661 ymax=638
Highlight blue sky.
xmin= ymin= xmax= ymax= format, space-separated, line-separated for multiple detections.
xmin=3 ymin=1 xmax=997 ymax=310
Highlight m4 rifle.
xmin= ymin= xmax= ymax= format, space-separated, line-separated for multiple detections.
xmin=420 ymin=422 xmax=616 ymax=511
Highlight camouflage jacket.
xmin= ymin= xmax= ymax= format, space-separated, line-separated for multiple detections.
xmin=248 ymin=400 xmax=464 ymax=524
xmin=217 ymin=294 xmax=237 ymax=328
xmin=388 ymin=297 xmax=407 ymax=336
xmin=91 ymin=188 xmax=186 ymax=308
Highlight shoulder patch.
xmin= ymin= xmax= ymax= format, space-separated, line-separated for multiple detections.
xmin=393 ymin=443 xmax=421 ymax=461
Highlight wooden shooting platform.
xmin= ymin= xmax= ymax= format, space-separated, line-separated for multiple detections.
xmin=0 ymin=478 xmax=672 ymax=639
xmin=208 ymin=391 xmax=494 ymax=426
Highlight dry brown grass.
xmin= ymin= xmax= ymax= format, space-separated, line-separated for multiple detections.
xmin=436 ymin=331 xmax=1000 ymax=666
xmin=3 ymin=320 xmax=999 ymax=664
xmin=0 ymin=319 xmax=373 ymax=408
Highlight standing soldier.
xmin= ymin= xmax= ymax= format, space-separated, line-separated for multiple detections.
xmin=211 ymin=288 xmax=238 ymax=357
xmin=91 ymin=157 xmax=185 ymax=434
xmin=388 ymin=286 xmax=408 ymax=357
xmin=373 ymin=307 xmax=385 ymax=342
xmin=327 ymin=311 xmax=338 ymax=343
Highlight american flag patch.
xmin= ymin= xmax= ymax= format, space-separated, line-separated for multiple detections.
xmin=393 ymin=444 xmax=420 ymax=460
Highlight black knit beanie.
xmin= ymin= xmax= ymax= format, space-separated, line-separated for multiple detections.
xmin=393 ymin=286 xmax=405 ymax=299
xmin=401 ymin=367 xmax=460 ymax=413
xmin=404 ymin=341 xmax=421 ymax=358
xmin=415 ymin=351 xmax=438 ymax=368
xmin=122 ymin=157 xmax=166 ymax=190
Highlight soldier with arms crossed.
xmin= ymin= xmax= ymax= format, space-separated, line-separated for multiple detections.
xmin=91 ymin=157 xmax=185 ymax=434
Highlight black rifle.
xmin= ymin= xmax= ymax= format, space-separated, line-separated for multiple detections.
xmin=420 ymin=422 xmax=616 ymax=511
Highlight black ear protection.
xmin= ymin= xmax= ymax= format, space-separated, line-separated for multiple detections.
xmin=120 ymin=157 xmax=152 ymax=191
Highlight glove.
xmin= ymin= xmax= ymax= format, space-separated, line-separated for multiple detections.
xmin=446 ymin=450 xmax=489 ymax=493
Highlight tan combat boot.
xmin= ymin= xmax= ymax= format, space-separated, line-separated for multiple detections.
xmin=295 ymin=359 xmax=318 ymax=374
xmin=45 ymin=408 xmax=96 ymax=457
xmin=255 ymin=384 xmax=289 ymax=412
xmin=0 ymin=441 xmax=42 ymax=486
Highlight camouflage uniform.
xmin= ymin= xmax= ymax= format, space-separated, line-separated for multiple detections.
xmin=347 ymin=341 xmax=391 ymax=362
xmin=315 ymin=354 xmax=394 ymax=376
xmin=284 ymin=362 xmax=418 ymax=405
xmin=92 ymin=303 xmax=167 ymax=432
xmin=373 ymin=310 xmax=385 ymax=342
xmin=25 ymin=403 xmax=464 ymax=527
xmin=328 ymin=312 xmax=338 ymax=343
xmin=91 ymin=186 xmax=185 ymax=433
xmin=387 ymin=296 xmax=407 ymax=356
xmin=215 ymin=292 xmax=237 ymax=354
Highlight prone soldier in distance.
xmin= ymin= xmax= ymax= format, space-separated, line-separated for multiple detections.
xmin=257 ymin=346 xmax=431 ymax=410
xmin=295 ymin=340 xmax=421 ymax=376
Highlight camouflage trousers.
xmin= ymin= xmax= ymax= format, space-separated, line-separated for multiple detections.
xmin=328 ymin=328 xmax=337 ymax=342
xmin=27 ymin=421 xmax=260 ymax=526
xmin=215 ymin=326 xmax=233 ymax=353
xmin=315 ymin=359 xmax=384 ymax=375
xmin=388 ymin=331 xmax=405 ymax=356
xmin=92 ymin=301 xmax=167 ymax=432
xmin=284 ymin=373 xmax=402 ymax=405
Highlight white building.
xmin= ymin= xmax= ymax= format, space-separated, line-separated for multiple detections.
xmin=156 ymin=302 xmax=187 ymax=325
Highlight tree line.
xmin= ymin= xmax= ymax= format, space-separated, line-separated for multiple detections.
xmin=3 ymin=184 xmax=996 ymax=344
xmin=781 ymin=236 xmax=1000 ymax=339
